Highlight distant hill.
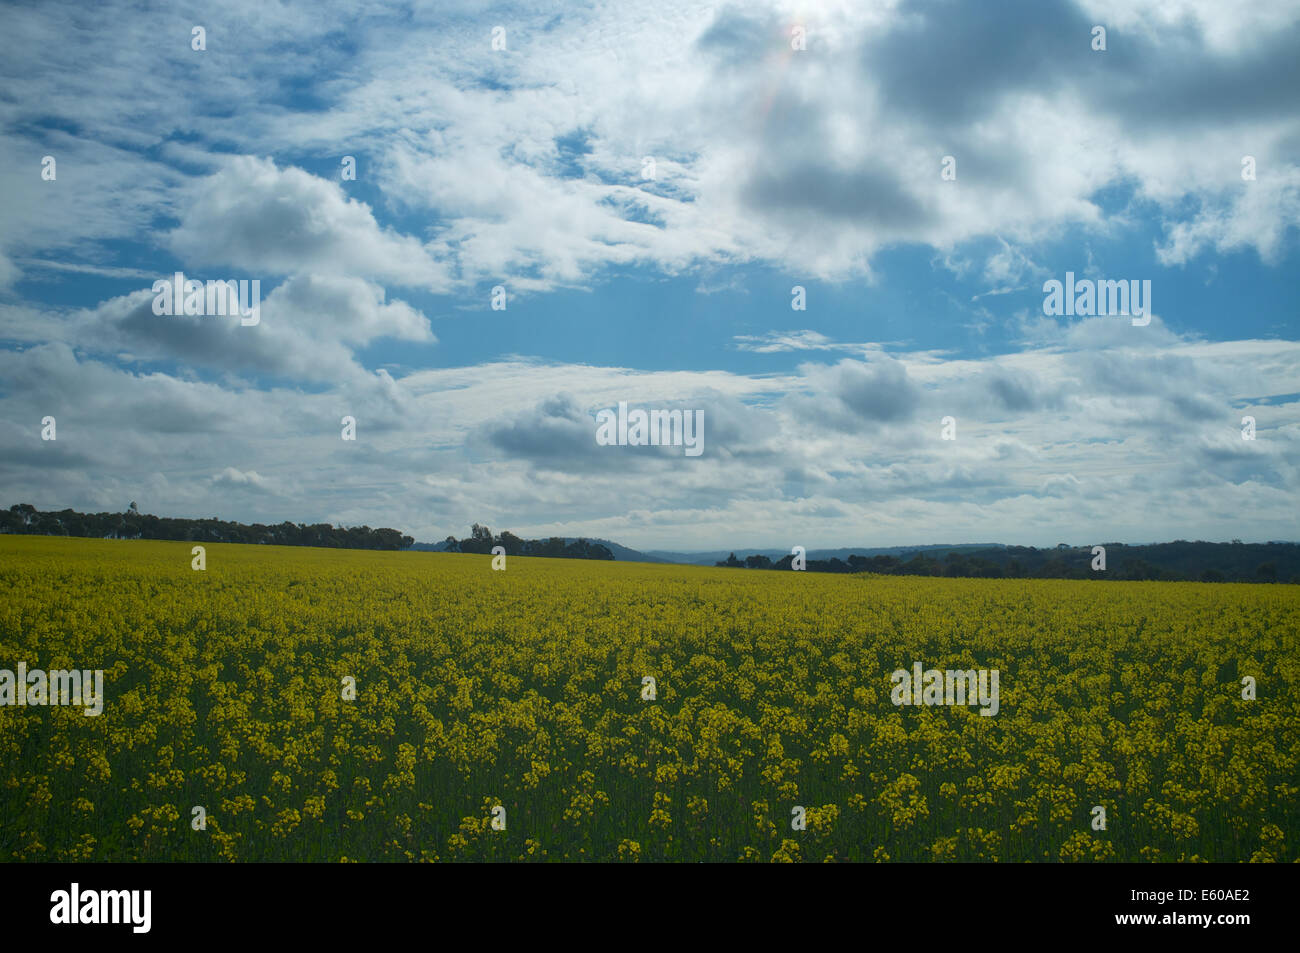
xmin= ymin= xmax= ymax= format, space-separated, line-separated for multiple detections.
xmin=583 ymin=539 xmax=675 ymax=563
xmin=707 ymin=541 xmax=1300 ymax=584
xmin=14 ymin=504 xmax=1291 ymax=582
xmin=416 ymin=535 xmax=1299 ymax=581
xmin=645 ymin=543 xmax=1004 ymax=566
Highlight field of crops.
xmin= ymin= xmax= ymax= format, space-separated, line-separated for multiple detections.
xmin=1 ymin=535 xmax=1296 ymax=862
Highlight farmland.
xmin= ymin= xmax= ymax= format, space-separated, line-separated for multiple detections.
xmin=1 ymin=535 xmax=1296 ymax=862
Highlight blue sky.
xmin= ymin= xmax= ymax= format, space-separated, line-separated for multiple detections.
xmin=1 ymin=0 xmax=1297 ymax=549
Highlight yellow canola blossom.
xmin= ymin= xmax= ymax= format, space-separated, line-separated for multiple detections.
xmin=0 ymin=535 xmax=1296 ymax=862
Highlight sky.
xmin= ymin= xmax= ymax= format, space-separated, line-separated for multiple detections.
xmin=0 ymin=0 xmax=1297 ymax=551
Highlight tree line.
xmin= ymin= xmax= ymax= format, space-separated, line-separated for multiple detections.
xmin=717 ymin=541 xmax=1300 ymax=583
xmin=442 ymin=524 xmax=614 ymax=560
xmin=2 ymin=503 xmax=414 ymax=551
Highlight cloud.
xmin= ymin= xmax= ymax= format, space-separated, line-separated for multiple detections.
xmin=1156 ymin=166 xmax=1300 ymax=265
xmin=167 ymin=157 xmax=451 ymax=290
xmin=476 ymin=390 xmax=778 ymax=471
xmin=212 ymin=467 xmax=271 ymax=490
xmin=26 ymin=274 xmax=435 ymax=385
xmin=0 ymin=329 xmax=1296 ymax=547
xmin=741 ymin=160 xmax=935 ymax=232
xmin=733 ymin=330 xmax=876 ymax=354
xmin=792 ymin=357 xmax=924 ymax=432
xmin=982 ymin=370 xmax=1041 ymax=413
xmin=0 ymin=252 xmax=17 ymax=291
xmin=477 ymin=394 xmax=607 ymax=467
xmin=1041 ymin=473 xmax=1082 ymax=496
xmin=864 ymin=0 xmax=1101 ymax=125
xmin=3 ymin=0 xmax=1297 ymax=287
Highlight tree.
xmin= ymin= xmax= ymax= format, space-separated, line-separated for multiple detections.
xmin=460 ymin=524 xmax=495 ymax=554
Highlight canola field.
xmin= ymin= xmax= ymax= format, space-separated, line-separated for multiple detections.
xmin=1 ymin=535 xmax=1296 ymax=862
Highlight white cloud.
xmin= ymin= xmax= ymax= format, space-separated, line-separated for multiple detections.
xmin=733 ymin=330 xmax=877 ymax=353
xmin=167 ymin=157 xmax=451 ymax=290
xmin=3 ymin=1 xmax=1297 ymax=287
xmin=213 ymin=467 xmax=271 ymax=490
xmin=0 ymin=252 xmax=17 ymax=291
xmin=2 ymin=326 xmax=1295 ymax=548
xmin=2 ymin=274 xmax=435 ymax=385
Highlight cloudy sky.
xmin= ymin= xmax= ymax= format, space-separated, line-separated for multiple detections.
xmin=1 ymin=0 xmax=1297 ymax=550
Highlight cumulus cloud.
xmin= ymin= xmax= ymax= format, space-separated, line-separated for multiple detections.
xmin=3 ymin=1 xmax=1297 ymax=287
xmin=14 ymin=274 xmax=436 ymax=384
xmin=477 ymin=394 xmax=608 ymax=467
xmin=212 ymin=467 xmax=271 ymax=490
xmin=166 ymin=157 xmax=451 ymax=290
xmin=790 ymin=357 xmax=924 ymax=432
